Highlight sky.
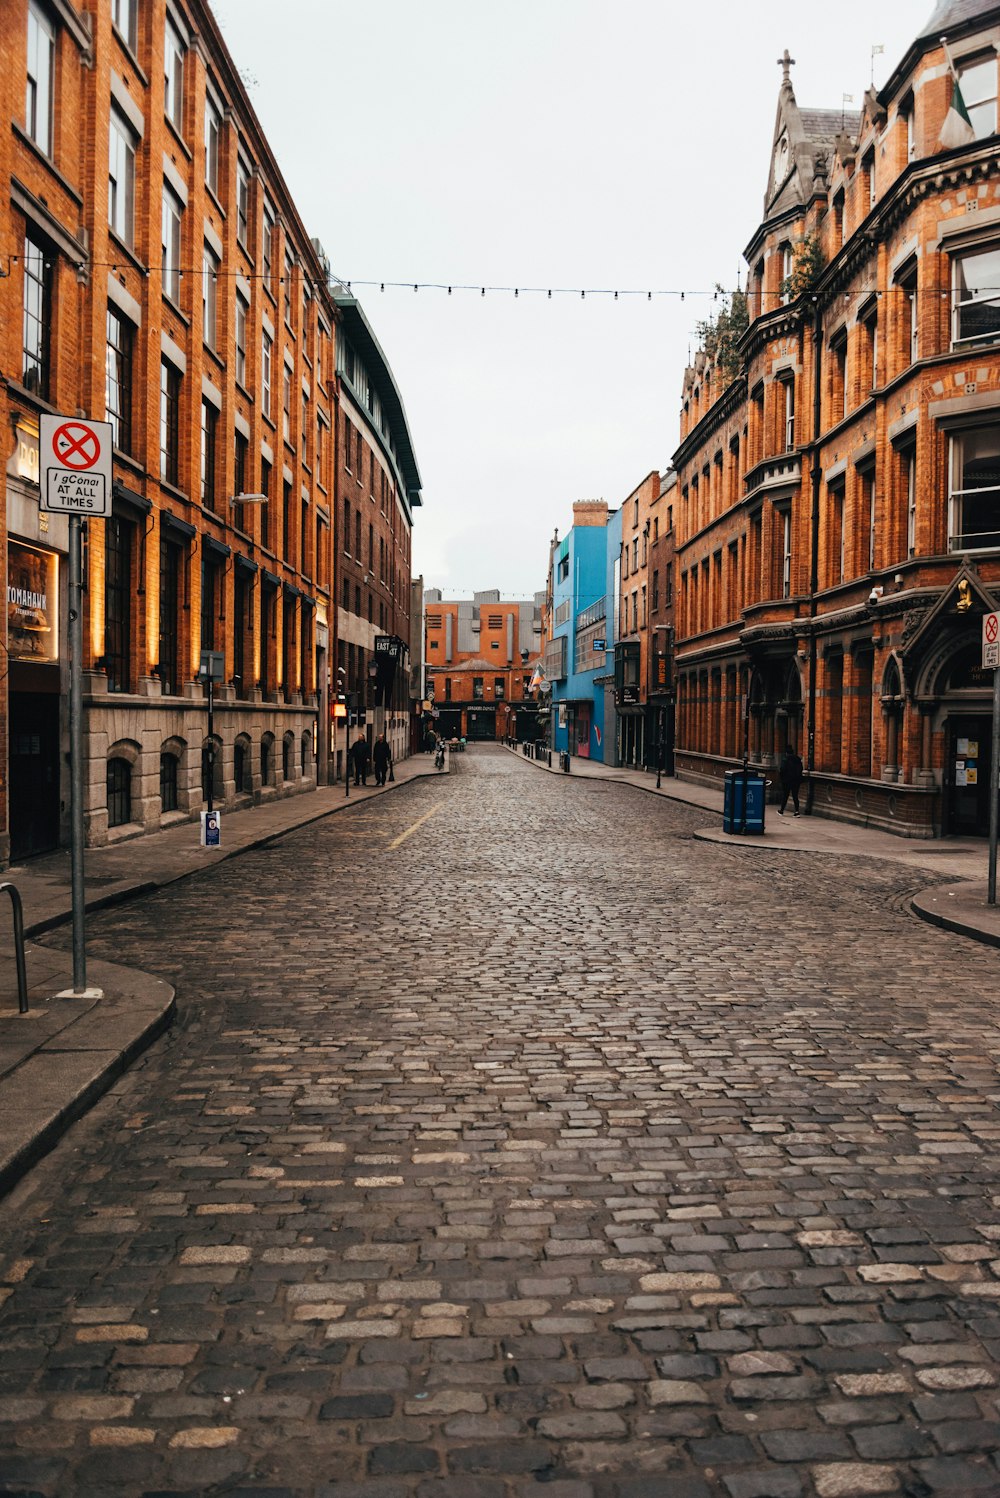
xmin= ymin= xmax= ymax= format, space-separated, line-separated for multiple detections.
xmin=216 ymin=0 xmax=922 ymax=599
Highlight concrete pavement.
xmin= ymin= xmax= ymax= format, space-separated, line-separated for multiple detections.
xmin=0 ymin=755 xmax=443 ymax=1198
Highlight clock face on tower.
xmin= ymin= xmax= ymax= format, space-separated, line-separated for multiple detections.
xmin=773 ymin=132 xmax=789 ymax=189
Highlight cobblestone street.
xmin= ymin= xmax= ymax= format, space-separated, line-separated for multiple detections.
xmin=3 ymin=745 xmax=1000 ymax=1496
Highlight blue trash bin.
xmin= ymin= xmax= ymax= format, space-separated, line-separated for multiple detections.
xmin=723 ymin=769 xmax=766 ymax=835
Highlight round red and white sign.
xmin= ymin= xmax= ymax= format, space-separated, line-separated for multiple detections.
xmin=53 ymin=421 xmax=102 ymax=470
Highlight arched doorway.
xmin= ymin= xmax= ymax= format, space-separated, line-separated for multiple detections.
xmin=936 ymin=642 xmax=994 ymax=835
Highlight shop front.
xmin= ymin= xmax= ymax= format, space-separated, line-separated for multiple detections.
xmin=8 ymin=539 xmax=62 ymax=861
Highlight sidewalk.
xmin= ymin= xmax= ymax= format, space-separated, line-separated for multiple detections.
xmin=0 ymin=756 xmax=441 ymax=1198
xmin=509 ymin=744 xmax=1000 ymax=947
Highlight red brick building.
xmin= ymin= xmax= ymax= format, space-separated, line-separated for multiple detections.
xmin=424 ymin=590 xmax=543 ymax=742
xmin=0 ymin=0 xmax=420 ymax=861
xmin=673 ymin=3 xmax=1000 ymax=837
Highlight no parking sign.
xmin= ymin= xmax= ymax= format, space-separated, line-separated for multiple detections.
xmin=984 ymin=611 xmax=1000 ymax=670
xmin=39 ymin=414 xmax=112 ymax=516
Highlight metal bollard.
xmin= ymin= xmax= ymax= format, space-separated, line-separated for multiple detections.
xmin=0 ymin=883 xmax=29 ymax=1014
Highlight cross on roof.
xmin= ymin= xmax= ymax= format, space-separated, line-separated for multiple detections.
xmin=778 ymin=48 xmax=795 ymax=85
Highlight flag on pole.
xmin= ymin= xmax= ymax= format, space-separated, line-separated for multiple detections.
xmin=529 ymin=663 xmax=545 ymax=692
xmin=939 ymin=37 xmax=976 ymax=150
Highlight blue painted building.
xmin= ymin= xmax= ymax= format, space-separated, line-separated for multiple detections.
xmin=544 ymin=501 xmax=612 ymax=762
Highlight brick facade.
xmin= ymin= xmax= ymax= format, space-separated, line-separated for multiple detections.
xmin=1 ymin=0 xmax=420 ymax=860
xmin=424 ymin=590 xmax=543 ymax=742
xmin=672 ymin=4 xmax=1000 ymax=837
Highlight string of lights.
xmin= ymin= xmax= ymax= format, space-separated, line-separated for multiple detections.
xmin=4 ymin=249 xmax=999 ymax=304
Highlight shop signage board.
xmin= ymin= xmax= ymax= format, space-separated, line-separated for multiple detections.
xmin=39 ymin=414 xmax=113 ymax=516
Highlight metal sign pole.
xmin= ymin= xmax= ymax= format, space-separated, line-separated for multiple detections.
xmin=989 ymin=665 xmax=1000 ymax=905
xmin=69 ymin=515 xmax=88 ymax=992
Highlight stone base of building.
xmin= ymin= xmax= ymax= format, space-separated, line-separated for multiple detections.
xmin=80 ymin=691 xmax=321 ymax=851
xmin=675 ymin=754 xmax=943 ymax=839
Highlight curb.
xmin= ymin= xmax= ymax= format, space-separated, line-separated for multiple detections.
xmin=0 ymin=965 xmax=175 ymax=1201
xmin=910 ymin=884 xmax=1000 ymax=950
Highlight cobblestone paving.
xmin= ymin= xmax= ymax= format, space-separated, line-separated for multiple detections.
xmin=2 ymin=746 xmax=1000 ymax=1497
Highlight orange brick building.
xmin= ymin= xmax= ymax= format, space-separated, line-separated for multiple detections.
xmin=615 ymin=470 xmax=676 ymax=769
xmin=1 ymin=0 xmax=419 ymax=861
xmin=673 ymin=2 xmax=1000 ymax=837
xmin=424 ymin=590 xmax=543 ymax=742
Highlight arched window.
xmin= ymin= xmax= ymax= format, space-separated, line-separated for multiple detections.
xmin=282 ymin=732 xmax=294 ymax=782
xmin=201 ymin=736 xmax=223 ymax=802
xmin=107 ymin=757 xmax=132 ymax=828
xmin=160 ymin=752 xmax=178 ymax=812
xmin=261 ymin=734 xmax=274 ymax=787
xmin=234 ymin=736 xmax=252 ymax=794
xmin=301 ymin=730 xmax=312 ymax=777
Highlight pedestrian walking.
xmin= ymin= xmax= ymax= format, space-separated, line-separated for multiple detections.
xmin=372 ymin=732 xmax=392 ymax=787
xmin=349 ymin=731 xmax=370 ymax=786
xmin=777 ymin=742 xmax=803 ymax=816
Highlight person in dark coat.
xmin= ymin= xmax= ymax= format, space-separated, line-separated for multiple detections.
xmin=350 ymin=732 xmax=370 ymax=786
xmin=372 ymin=733 xmax=392 ymax=787
xmin=777 ymin=743 xmax=803 ymax=816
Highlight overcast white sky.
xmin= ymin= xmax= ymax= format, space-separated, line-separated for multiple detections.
xmin=217 ymin=0 xmax=921 ymax=598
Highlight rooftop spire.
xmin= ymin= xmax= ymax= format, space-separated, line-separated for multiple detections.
xmin=777 ymin=48 xmax=796 ymax=87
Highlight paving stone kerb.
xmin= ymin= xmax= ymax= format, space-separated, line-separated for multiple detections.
xmin=0 ymin=745 xmax=999 ymax=1496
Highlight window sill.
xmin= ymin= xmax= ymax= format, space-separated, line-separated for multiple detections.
xmin=163 ymin=115 xmax=191 ymax=161
xmin=161 ymin=295 xmax=190 ymax=329
xmin=111 ymin=24 xmax=148 ymax=83
xmin=159 ymin=478 xmax=189 ymax=503
xmin=205 ymin=184 xmax=226 ymax=220
xmin=11 ymin=122 xmax=83 ymax=205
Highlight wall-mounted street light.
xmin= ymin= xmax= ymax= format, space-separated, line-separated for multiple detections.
xmin=229 ymin=492 xmax=268 ymax=506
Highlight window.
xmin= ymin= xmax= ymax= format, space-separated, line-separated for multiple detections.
xmin=473 ymin=677 xmax=484 ymax=699
xmin=831 ymin=485 xmax=845 ymax=584
xmin=234 ymin=431 xmax=248 ymax=505
xmin=444 ymin=677 xmax=452 ymax=701
xmin=494 ymin=677 xmax=505 ymax=699
xmin=108 ymin=111 xmax=136 ymax=247
xmin=832 ymin=190 xmax=845 ymax=249
xmin=783 ymin=376 xmax=795 ymax=450
xmin=632 ymin=537 xmax=638 ymax=570
xmin=164 ymin=14 xmax=184 ymax=131
xmin=301 ymin=391 xmax=308 ymax=462
xmin=557 ymin=554 xmax=569 ymax=582
xmin=159 ymin=752 xmax=178 ymax=813
xmin=862 ymin=470 xmax=877 ymax=572
xmin=235 ymin=294 xmax=247 ymax=385
xmin=234 ymin=738 xmax=250 ymax=794
xmin=234 ymin=576 xmax=249 ymax=691
xmin=831 ymin=335 xmax=847 ymax=420
xmin=780 ymin=242 xmax=793 ymax=305
xmin=112 ymin=0 xmax=137 ymax=51
xmin=105 ymin=307 xmax=133 ymax=454
xmin=161 ymin=184 xmax=182 ymax=304
xmin=158 ymin=536 xmax=180 ymax=694
xmin=260 ymin=457 xmax=271 ymax=548
xmin=282 ymin=479 xmax=291 ymax=559
xmin=204 ymin=96 xmax=220 ymax=196
xmin=652 ymin=569 xmax=659 ymax=611
xmin=344 ymin=414 xmax=353 ymax=469
xmin=898 ymin=263 xmax=918 ymax=364
xmin=262 ymin=203 xmax=274 ymax=289
xmin=202 ymin=245 xmax=218 ymax=350
xmin=236 ymin=157 xmax=250 ymax=248
xmin=957 ymin=55 xmax=997 ymax=139
xmin=861 ymin=305 xmax=878 ymax=390
xmin=22 ymin=233 xmax=51 ymax=398
xmin=261 ymin=735 xmax=273 ymax=786
xmin=282 ymin=365 xmax=291 ymax=444
xmin=200 ymin=400 xmax=218 ymax=510
xmin=159 ymin=360 xmax=180 ymax=486
xmin=952 ymin=245 xmax=1000 ymax=347
xmin=105 ymin=515 xmax=132 ymax=692
xmin=949 ymin=426 xmax=1000 ymax=551
xmin=781 ymin=508 xmax=792 ymax=598
xmin=107 ymin=758 xmax=132 ymax=828
xmin=26 ymin=1 xmax=54 ymax=156
xmin=261 ymin=331 xmax=272 ymax=418
xmin=906 ymin=449 xmax=917 ymax=556
xmin=864 ymin=149 xmax=876 ymax=213
xmin=283 ymin=250 xmax=293 ymax=325
xmin=641 ymin=584 xmax=647 ymax=627
xmin=201 ymin=554 xmax=218 ymax=651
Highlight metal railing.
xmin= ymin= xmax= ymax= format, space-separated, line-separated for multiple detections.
xmin=0 ymin=883 xmax=29 ymax=1014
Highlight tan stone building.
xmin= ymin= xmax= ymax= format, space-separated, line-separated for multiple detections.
xmin=673 ymin=2 xmax=1000 ymax=837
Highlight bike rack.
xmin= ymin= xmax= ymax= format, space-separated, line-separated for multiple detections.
xmin=0 ymin=883 xmax=29 ymax=1014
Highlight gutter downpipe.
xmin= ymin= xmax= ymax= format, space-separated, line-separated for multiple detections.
xmin=806 ymin=296 xmax=822 ymax=815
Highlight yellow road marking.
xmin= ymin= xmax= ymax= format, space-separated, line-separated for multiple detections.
xmin=388 ymin=803 xmax=444 ymax=850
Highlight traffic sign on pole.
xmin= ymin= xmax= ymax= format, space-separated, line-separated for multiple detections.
xmin=39 ymin=414 xmax=113 ymax=516
xmin=983 ymin=610 xmax=1000 ymax=669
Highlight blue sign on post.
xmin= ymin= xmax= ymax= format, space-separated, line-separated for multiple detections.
xmin=201 ymin=810 xmax=222 ymax=848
